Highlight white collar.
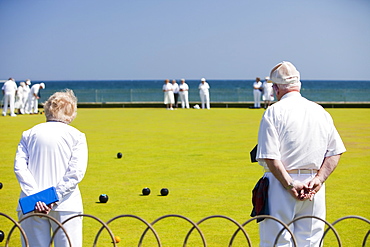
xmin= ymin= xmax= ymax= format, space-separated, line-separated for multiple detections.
xmin=280 ymin=91 xmax=301 ymax=100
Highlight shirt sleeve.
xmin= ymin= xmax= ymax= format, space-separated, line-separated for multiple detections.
xmin=55 ymin=132 xmax=88 ymax=204
xmin=257 ymin=110 xmax=281 ymax=161
xmin=14 ymin=132 xmax=39 ymax=196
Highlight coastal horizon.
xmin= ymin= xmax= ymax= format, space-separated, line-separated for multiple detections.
xmin=2 ymin=79 xmax=368 ymax=104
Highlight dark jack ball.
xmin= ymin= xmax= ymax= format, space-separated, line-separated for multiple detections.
xmin=0 ymin=230 xmax=4 ymax=242
xmin=117 ymin=152 xmax=123 ymax=159
xmin=0 ymin=182 xmax=3 ymax=189
xmin=99 ymin=194 xmax=109 ymax=203
xmin=142 ymin=187 xmax=151 ymax=196
xmin=160 ymin=188 xmax=169 ymax=196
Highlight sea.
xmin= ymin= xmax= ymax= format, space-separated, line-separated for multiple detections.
xmin=5 ymin=80 xmax=370 ymax=103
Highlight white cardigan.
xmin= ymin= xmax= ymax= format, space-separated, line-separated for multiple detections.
xmin=14 ymin=121 xmax=88 ymax=212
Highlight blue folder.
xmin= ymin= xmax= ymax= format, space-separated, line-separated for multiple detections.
xmin=19 ymin=187 xmax=59 ymax=214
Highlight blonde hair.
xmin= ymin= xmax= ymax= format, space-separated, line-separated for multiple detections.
xmin=44 ymin=89 xmax=77 ymax=124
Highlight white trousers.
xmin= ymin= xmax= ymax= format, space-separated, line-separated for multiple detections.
xmin=259 ymin=172 xmax=326 ymax=247
xmin=18 ymin=210 xmax=83 ymax=247
xmin=2 ymin=93 xmax=16 ymax=115
xmin=253 ymin=89 xmax=261 ymax=108
xmin=199 ymin=92 xmax=210 ymax=109
xmin=16 ymin=94 xmax=28 ymax=114
xmin=180 ymin=91 xmax=189 ymax=108
xmin=21 ymin=93 xmax=28 ymax=114
xmin=25 ymin=97 xmax=39 ymax=114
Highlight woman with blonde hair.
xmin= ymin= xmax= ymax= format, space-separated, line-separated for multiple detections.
xmin=15 ymin=89 xmax=88 ymax=247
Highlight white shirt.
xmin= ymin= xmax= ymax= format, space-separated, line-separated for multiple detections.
xmin=14 ymin=121 xmax=88 ymax=212
xmin=263 ymin=81 xmax=274 ymax=100
xmin=257 ymin=92 xmax=346 ymax=170
xmin=179 ymin=83 xmax=189 ymax=92
xmin=198 ymin=82 xmax=210 ymax=94
xmin=253 ymin=81 xmax=262 ymax=90
xmin=2 ymin=79 xmax=17 ymax=94
xmin=172 ymin=83 xmax=179 ymax=93
xmin=29 ymin=84 xmax=41 ymax=98
xmin=17 ymin=85 xmax=28 ymax=98
xmin=162 ymin=83 xmax=173 ymax=92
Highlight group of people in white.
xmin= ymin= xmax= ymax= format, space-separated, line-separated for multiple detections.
xmin=163 ymin=78 xmax=210 ymax=110
xmin=163 ymin=76 xmax=273 ymax=110
xmin=253 ymin=76 xmax=274 ymax=109
xmin=1 ymin=78 xmax=45 ymax=116
xmin=4 ymin=77 xmax=272 ymax=114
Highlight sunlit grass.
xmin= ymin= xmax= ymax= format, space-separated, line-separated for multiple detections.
xmin=0 ymin=108 xmax=369 ymax=246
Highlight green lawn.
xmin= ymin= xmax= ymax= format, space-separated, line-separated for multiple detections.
xmin=0 ymin=108 xmax=369 ymax=246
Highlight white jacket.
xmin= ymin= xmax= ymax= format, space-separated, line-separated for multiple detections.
xmin=14 ymin=121 xmax=88 ymax=212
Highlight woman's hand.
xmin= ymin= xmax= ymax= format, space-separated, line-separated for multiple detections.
xmin=34 ymin=201 xmax=54 ymax=214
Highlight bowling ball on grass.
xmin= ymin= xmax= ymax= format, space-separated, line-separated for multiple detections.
xmin=142 ymin=187 xmax=150 ymax=196
xmin=99 ymin=194 xmax=109 ymax=203
xmin=0 ymin=230 xmax=4 ymax=242
xmin=160 ymin=188 xmax=169 ymax=196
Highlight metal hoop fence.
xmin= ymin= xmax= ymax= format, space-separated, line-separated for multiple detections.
xmin=0 ymin=213 xmax=369 ymax=246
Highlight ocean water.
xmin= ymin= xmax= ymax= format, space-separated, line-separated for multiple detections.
xmin=10 ymin=80 xmax=370 ymax=103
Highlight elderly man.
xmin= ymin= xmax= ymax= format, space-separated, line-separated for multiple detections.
xmin=198 ymin=78 xmax=210 ymax=109
xmin=2 ymin=78 xmax=18 ymax=116
xmin=179 ymin=78 xmax=190 ymax=109
xmin=255 ymin=61 xmax=346 ymax=246
xmin=253 ymin=77 xmax=263 ymax=108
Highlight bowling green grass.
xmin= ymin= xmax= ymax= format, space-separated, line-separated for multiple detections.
xmin=0 ymin=108 xmax=369 ymax=246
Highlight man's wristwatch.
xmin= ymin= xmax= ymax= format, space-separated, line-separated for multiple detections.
xmin=285 ymin=181 xmax=294 ymax=190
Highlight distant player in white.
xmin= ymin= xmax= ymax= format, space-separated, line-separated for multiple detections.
xmin=262 ymin=76 xmax=274 ymax=109
xmin=172 ymin=79 xmax=180 ymax=108
xmin=25 ymin=82 xmax=45 ymax=114
xmin=163 ymin=79 xmax=174 ymax=110
xmin=253 ymin=77 xmax=262 ymax=108
xmin=198 ymin=78 xmax=210 ymax=109
xmin=2 ymin=77 xmax=18 ymax=116
xmin=179 ymin=78 xmax=190 ymax=108
xmin=15 ymin=89 xmax=88 ymax=247
xmin=23 ymin=80 xmax=31 ymax=113
xmin=15 ymin=82 xmax=28 ymax=114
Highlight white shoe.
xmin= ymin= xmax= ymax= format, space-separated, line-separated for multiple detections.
xmin=10 ymin=114 xmax=17 ymax=117
xmin=170 ymin=107 xmax=174 ymax=110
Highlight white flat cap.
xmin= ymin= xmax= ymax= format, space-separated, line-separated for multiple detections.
xmin=270 ymin=61 xmax=300 ymax=84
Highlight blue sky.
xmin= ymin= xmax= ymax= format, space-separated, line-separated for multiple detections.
xmin=0 ymin=0 xmax=369 ymax=81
